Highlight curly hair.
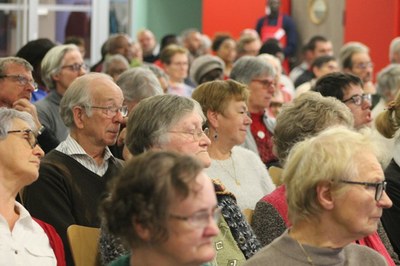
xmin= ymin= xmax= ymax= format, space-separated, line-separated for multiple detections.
xmin=100 ymin=151 xmax=203 ymax=248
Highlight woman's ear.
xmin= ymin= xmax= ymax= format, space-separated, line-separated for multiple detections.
xmin=207 ymin=109 xmax=219 ymax=128
xmin=134 ymin=219 xmax=151 ymax=241
xmin=316 ymin=181 xmax=335 ymax=211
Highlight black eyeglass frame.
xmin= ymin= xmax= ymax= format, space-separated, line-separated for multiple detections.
xmin=340 ymin=180 xmax=387 ymax=201
xmin=342 ymin=94 xmax=371 ymax=106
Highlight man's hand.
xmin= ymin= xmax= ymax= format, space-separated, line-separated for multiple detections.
xmin=13 ymin=99 xmax=42 ymax=129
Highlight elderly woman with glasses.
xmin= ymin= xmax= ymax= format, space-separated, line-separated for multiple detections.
xmin=251 ymin=92 xmax=399 ymax=265
xmin=0 ymin=108 xmax=65 ymax=265
xmin=192 ymin=80 xmax=275 ymax=210
xmin=100 ymin=94 xmax=261 ymax=265
xmin=101 ymin=151 xmax=219 ymax=266
xmin=246 ymin=126 xmax=392 ymax=266
xmin=35 ymin=44 xmax=87 ymax=143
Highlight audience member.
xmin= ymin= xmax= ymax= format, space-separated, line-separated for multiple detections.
xmin=251 ymin=91 xmax=399 ymax=265
xmin=189 ymin=54 xmax=225 ymax=86
xmin=294 ymin=35 xmax=333 ymax=87
xmin=339 ymin=41 xmax=375 ymax=94
xmin=110 ymin=67 xmax=163 ymax=159
xmin=192 ymin=80 xmax=275 ymax=210
xmin=230 ymin=56 xmax=278 ymax=167
xmin=246 ymin=126 xmax=392 ymax=266
xmin=129 ymin=40 xmax=143 ymax=67
xmin=160 ymin=44 xmax=194 ymax=97
xmin=257 ymin=53 xmax=292 ymax=117
xmin=0 ymin=108 xmax=65 ymax=266
xmin=137 ymin=29 xmax=159 ymax=63
xmin=0 ymin=57 xmax=59 ymax=153
xmin=252 ymin=92 xmax=353 ymax=242
xmin=259 ymin=38 xmax=285 ymax=64
xmin=236 ymin=35 xmax=262 ymax=58
xmin=212 ymin=34 xmax=237 ymax=78
xmin=389 ymin=37 xmax=400 ymax=64
xmin=181 ymin=28 xmax=203 ymax=60
xmin=64 ymin=36 xmax=86 ymax=58
xmin=108 ymin=34 xmax=133 ymax=64
xmin=36 ymin=44 xmax=87 ymax=142
xmin=23 ymin=73 xmax=126 ymax=266
xmin=375 ymin=91 xmax=400 ymax=258
xmin=143 ymin=63 xmax=169 ymax=93
xmin=255 ymin=0 xmax=297 ymax=72
xmin=91 ymin=39 xmax=110 ymax=72
xmin=15 ymin=38 xmax=56 ymax=102
xmin=371 ymin=64 xmax=400 ymax=167
xmin=294 ymin=55 xmax=338 ymax=98
xmin=102 ymin=54 xmax=130 ymax=82
xmin=101 ymin=151 xmax=219 ymax=266
xmin=100 ymin=94 xmax=261 ymax=265
xmin=313 ymin=72 xmax=372 ymax=129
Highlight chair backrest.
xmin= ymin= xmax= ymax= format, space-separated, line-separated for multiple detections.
xmin=67 ymin=224 xmax=101 ymax=266
xmin=268 ymin=165 xmax=283 ymax=186
xmin=242 ymin=208 xmax=254 ymax=224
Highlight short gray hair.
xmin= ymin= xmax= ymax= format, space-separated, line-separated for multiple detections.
xmin=60 ymin=73 xmax=113 ymax=128
xmin=284 ymin=126 xmax=377 ymax=224
xmin=0 ymin=57 xmax=33 ymax=75
xmin=41 ymin=44 xmax=79 ymax=90
xmin=274 ymin=91 xmax=354 ymax=164
xmin=230 ymin=55 xmax=275 ymax=84
xmin=339 ymin=42 xmax=369 ymax=70
xmin=0 ymin=107 xmax=35 ymax=139
xmin=116 ymin=67 xmax=163 ymax=104
xmin=102 ymin=54 xmax=129 ymax=74
xmin=376 ymin=64 xmax=400 ymax=101
xmin=126 ymin=94 xmax=205 ymax=155
xmin=389 ymin=37 xmax=400 ymax=63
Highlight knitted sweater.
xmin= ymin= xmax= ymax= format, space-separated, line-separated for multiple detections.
xmin=206 ymin=146 xmax=275 ymax=210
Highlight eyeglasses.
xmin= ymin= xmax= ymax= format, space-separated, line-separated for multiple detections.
xmin=252 ymin=78 xmax=275 ymax=88
xmin=168 ymin=127 xmax=209 ymax=141
xmin=340 ymin=180 xmax=387 ymax=201
xmin=342 ymin=94 xmax=371 ymax=106
xmin=170 ymin=206 xmax=222 ymax=228
xmin=7 ymin=129 xmax=38 ymax=149
xmin=89 ymin=105 xmax=128 ymax=117
xmin=61 ymin=63 xmax=88 ymax=72
xmin=0 ymin=74 xmax=38 ymax=91
xmin=353 ymin=62 xmax=374 ymax=70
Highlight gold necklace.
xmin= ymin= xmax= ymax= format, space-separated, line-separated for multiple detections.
xmin=296 ymin=240 xmax=314 ymax=266
xmin=215 ymin=153 xmax=240 ymax=186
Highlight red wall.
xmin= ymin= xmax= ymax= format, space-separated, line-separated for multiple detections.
xmin=344 ymin=0 xmax=400 ymax=77
xmin=202 ymin=0 xmax=291 ymax=40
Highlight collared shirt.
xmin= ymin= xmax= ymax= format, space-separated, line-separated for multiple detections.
xmin=0 ymin=202 xmax=56 ymax=266
xmin=56 ymin=135 xmax=114 ymax=176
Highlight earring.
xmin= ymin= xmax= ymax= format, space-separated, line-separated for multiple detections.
xmin=213 ymin=128 xmax=218 ymax=141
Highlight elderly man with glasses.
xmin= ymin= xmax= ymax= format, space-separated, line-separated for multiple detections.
xmin=313 ymin=72 xmax=372 ymax=130
xmin=0 ymin=56 xmax=60 ymax=152
xmin=35 ymin=44 xmax=87 ymax=143
xmin=23 ymin=72 xmax=126 ymax=266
